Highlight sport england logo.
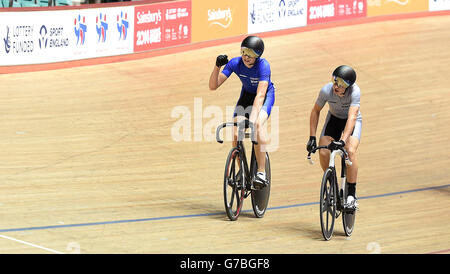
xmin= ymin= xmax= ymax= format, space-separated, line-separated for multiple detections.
xmin=38 ymin=25 xmax=69 ymax=49
xmin=74 ymin=15 xmax=87 ymax=45
xmin=96 ymin=13 xmax=109 ymax=43
xmin=278 ymin=0 xmax=304 ymax=18
xmin=117 ymin=11 xmax=129 ymax=40
xmin=39 ymin=25 xmax=48 ymax=49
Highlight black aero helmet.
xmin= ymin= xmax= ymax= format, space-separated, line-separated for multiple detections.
xmin=241 ymin=36 xmax=264 ymax=58
xmin=332 ymin=65 xmax=356 ymax=90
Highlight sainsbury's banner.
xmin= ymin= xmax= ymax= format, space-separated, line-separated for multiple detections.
xmin=367 ymin=0 xmax=428 ymax=17
xmin=307 ymin=0 xmax=367 ymax=25
xmin=429 ymin=0 xmax=450 ymax=11
xmin=0 ymin=7 xmax=134 ymax=66
xmin=248 ymin=0 xmax=307 ymax=34
xmin=191 ymin=0 xmax=247 ymax=43
xmin=134 ymin=1 xmax=191 ymax=52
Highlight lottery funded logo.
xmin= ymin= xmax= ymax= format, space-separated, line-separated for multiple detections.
xmin=3 ymin=25 xmax=34 ymax=55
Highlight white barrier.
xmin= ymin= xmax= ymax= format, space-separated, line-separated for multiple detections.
xmin=0 ymin=6 xmax=134 ymax=65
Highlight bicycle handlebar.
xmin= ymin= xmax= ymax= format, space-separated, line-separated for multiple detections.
xmin=216 ymin=120 xmax=258 ymax=145
xmin=307 ymin=144 xmax=352 ymax=166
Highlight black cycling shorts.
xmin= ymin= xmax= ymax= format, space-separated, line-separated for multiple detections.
xmin=323 ymin=114 xmax=352 ymax=141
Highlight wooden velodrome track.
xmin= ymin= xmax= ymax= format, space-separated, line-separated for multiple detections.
xmin=0 ymin=13 xmax=449 ymax=254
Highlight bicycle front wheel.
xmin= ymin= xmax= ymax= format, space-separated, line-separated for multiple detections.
xmin=223 ymin=148 xmax=245 ymax=221
xmin=320 ymin=168 xmax=337 ymax=241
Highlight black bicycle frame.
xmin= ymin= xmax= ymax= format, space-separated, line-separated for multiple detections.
xmin=308 ymin=145 xmax=351 ymax=207
xmin=216 ymin=121 xmax=258 ymax=189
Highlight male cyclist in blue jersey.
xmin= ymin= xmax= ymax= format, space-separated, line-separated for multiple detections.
xmin=209 ymin=35 xmax=275 ymax=189
xmin=307 ymin=65 xmax=362 ymax=210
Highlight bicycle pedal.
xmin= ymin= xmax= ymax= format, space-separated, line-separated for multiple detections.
xmin=344 ymin=204 xmax=359 ymax=213
xmin=252 ymin=184 xmax=266 ymax=191
xmin=253 ymin=180 xmax=269 ymax=190
xmin=248 ymin=183 xmax=258 ymax=191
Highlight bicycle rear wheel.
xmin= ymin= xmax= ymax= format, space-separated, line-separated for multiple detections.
xmin=320 ymin=168 xmax=337 ymax=241
xmin=251 ymin=152 xmax=271 ymax=218
xmin=223 ymin=148 xmax=245 ymax=221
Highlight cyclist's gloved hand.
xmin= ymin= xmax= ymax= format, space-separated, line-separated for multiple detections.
xmin=307 ymin=136 xmax=317 ymax=153
xmin=330 ymin=140 xmax=346 ymax=150
xmin=216 ymin=55 xmax=229 ymax=67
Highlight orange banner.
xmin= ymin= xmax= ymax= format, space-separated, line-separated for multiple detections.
xmin=367 ymin=0 xmax=428 ymax=17
xmin=191 ymin=0 xmax=247 ymax=43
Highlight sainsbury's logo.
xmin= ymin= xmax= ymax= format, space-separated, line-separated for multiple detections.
xmin=208 ymin=8 xmax=232 ymax=28
xmin=137 ymin=10 xmax=162 ymax=25
xmin=368 ymin=0 xmax=409 ymax=6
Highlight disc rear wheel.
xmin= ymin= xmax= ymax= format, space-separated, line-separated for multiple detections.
xmin=342 ymin=196 xmax=356 ymax=236
xmin=251 ymin=153 xmax=271 ymax=218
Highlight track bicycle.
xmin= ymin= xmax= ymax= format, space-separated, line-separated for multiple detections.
xmin=308 ymin=143 xmax=357 ymax=240
xmin=216 ymin=120 xmax=271 ymax=221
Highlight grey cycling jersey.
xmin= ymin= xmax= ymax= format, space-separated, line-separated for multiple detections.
xmin=315 ymin=82 xmax=362 ymax=121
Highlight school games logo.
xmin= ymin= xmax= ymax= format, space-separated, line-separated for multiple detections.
xmin=74 ymin=15 xmax=87 ymax=45
xmin=96 ymin=13 xmax=108 ymax=43
xmin=117 ymin=11 xmax=129 ymax=40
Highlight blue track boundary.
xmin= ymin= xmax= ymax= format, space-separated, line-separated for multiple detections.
xmin=0 ymin=184 xmax=448 ymax=233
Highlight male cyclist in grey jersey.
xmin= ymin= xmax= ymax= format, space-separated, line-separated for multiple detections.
xmin=307 ymin=65 xmax=362 ymax=209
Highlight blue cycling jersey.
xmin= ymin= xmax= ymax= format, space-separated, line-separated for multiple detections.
xmin=221 ymin=57 xmax=274 ymax=94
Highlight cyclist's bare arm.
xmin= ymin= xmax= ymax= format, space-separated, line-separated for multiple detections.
xmin=309 ymin=103 xmax=323 ymax=137
xmin=209 ymin=68 xmax=228 ymax=90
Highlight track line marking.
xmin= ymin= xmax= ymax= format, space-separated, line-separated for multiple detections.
xmin=0 ymin=234 xmax=64 ymax=254
xmin=0 ymin=184 xmax=448 ymax=234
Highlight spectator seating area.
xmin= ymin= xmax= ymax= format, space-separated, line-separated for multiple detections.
xmin=1 ymin=0 xmax=76 ymax=7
